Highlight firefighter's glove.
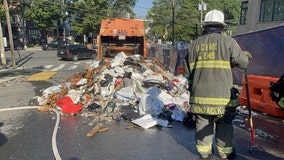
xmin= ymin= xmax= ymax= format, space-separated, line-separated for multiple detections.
xmin=245 ymin=51 xmax=253 ymax=60
xmin=224 ymin=107 xmax=236 ymax=124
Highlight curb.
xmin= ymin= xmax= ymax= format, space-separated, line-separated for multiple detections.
xmin=25 ymin=47 xmax=42 ymax=51
xmin=0 ymin=76 xmax=19 ymax=84
xmin=0 ymin=68 xmax=35 ymax=84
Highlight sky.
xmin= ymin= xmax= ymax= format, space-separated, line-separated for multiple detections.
xmin=133 ymin=0 xmax=154 ymax=19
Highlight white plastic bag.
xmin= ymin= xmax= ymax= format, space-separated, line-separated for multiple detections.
xmin=116 ymin=87 xmax=135 ymax=100
xmin=42 ymin=85 xmax=62 ymax=98
xmin=138 ymin=87 xmax=164 ymax=116
xmin=111 ymin=52 xmax=127 ymax=67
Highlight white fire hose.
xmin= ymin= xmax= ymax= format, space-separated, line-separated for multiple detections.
xmin=0 ymin=106 xmax=62 ymax=160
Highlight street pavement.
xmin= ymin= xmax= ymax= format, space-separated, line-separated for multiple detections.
xmin=0 ymin=48 xmax=284 ymax=160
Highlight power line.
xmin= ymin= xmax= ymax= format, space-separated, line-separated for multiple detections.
xmin=133 ymin=5 xmax=151 ymax=10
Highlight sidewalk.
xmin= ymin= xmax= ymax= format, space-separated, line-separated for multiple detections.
xmin=0 ymin=68 xmax=30 ymax=85
xmin=0 ymin=46 xmax=42 ymax=83
xmin=25 ymin=46 xmax=42 ymax=51
xmin=0 ymin=75 xmax=22 ymax=84
xmin=1 ymin=45 xmax=42 ymax=65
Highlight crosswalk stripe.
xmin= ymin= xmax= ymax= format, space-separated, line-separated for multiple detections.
xmin=38 ymin=61 xmax=91 ymax=72
xmin=68 ymin=65 xmax=78 ymax=70
xmin=50 ymin=64 xmax=65 ymax=71
xmin=44 ymin=65 xmax=53 ymax=69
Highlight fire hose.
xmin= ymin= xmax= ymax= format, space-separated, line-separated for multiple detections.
xmin=0 ymin=106 xmax=62 ymax=160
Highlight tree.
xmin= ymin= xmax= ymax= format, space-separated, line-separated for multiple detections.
xmin=68 ymin=0 xmax=108 ymax=37
xmin=146 ymin=0 xmax=200 ymax=42
xmin=204 ymin=0 xmax=241 ymax=34
xmin=24 ymin=0 xmax=63 ymax=40
xmin=174 ymin=0 xmax=200 ymax=41
xmin=147 ymin=0 xmax=241 ymax=42
xmin=0 ymin=0 xmax=25 ymax=22
xmin=147 ymin=0 xmax=172 ymax=41
xmin=106 ymin=0 xmax=137 ymax=18
xmin=68 ymin=0 xmax=138 ymax=42
xmin=0 ymin=5 xmax=5 ymax=19
xmin=147 ymin=0 xmax=200 ymax=42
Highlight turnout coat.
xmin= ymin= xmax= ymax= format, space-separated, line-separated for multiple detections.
xmin=188 ymin=33 xmax=249 ymax=115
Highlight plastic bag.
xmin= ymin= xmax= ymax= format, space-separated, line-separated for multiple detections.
xmin=56 ymin=96 xmax=83 ymax=114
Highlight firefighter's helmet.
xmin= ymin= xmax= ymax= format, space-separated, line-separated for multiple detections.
xmin=202 ymin=9 xmax=227 ymax=27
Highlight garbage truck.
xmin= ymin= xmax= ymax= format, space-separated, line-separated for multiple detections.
xmin=97 ymin=18 xmax=148 ymax=60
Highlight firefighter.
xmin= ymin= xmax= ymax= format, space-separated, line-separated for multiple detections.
xmin=188 ymin=9 xmax=252 ymax=159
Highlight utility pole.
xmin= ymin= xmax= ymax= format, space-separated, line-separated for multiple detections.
xmin=0 ymin=20 xmax=7 ymax=68
xmin=62 ymin=0 xmax=66 ymax=41
xmin=4 ymin=0 xmax=16 ymax=68
xmin=172 ymin=0 xmax=175 ymax=47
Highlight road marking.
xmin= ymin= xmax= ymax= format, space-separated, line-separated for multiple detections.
xmin=44 ymin=65 xmax=53 ymax=69
xmin=26 ymin=71 xmax=57 ymax=81
xmin=35 ymin=61 xmax=90 ymax=72
xmin=68 ymin=65 xmax=78 ymax=70
xmin=50 ymin=64 xmax=65 ymax=71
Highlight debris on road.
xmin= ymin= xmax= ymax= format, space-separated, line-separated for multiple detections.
xmin=87 ymin=122 xmax=104 ymax=137
xmin=98 ymin=127 xmax=110 ymax=133
xmin=36 ymin=52 xmax=191 ymax=132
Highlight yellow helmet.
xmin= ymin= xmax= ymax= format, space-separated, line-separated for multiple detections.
xmin=202 ymin=9 xmax=227 ymax=27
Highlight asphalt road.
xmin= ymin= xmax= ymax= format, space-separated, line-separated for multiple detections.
xmin=0 ymin=48 xmax=284 ymax=160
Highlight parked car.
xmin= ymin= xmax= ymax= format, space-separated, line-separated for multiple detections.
xmin=57 ymin=44 xmax=97 ymax=61
xmin=42 ymin=39 xmax=70 ymax=50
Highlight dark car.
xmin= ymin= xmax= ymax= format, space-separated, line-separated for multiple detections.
xmin=57 ymin=44 xmax=97 ymax=61
xmin=42 ymin=39 xmax=70 ymax=50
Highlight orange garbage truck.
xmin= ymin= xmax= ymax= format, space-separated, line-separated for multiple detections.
xmin=97 ymin=18 xmax=148 ymax=60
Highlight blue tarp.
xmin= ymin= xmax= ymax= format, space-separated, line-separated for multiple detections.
xmin=233 ymin=25 xmax=284 ymax=85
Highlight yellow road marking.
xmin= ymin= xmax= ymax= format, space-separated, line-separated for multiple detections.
xmin=26 ymin=71 xmax=57 ymax=81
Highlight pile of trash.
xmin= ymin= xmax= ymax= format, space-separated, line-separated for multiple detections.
xmin=36 ymin=52 xmax=191 ymax=130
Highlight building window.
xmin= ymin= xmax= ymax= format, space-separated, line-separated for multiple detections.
xmin=240 ymin=1 xmax=248 ymax=24
xmin=260 ymin=0 xmax=284 ymax=22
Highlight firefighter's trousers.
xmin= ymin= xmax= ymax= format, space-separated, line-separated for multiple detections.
xmin=195 ymin=114 xmax=235 ymax=158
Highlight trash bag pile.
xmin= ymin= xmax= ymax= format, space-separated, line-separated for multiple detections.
xmin=37 ymin=52 xmax=191 ymax=129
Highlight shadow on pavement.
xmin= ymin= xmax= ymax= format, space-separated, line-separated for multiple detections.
xmin=0 ymin=122 xmax=8 ymax=147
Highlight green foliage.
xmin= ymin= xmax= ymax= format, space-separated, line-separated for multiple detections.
xmin=107 ymin=0 xmax=137 ymax=18
xmin=147 ymin=0 xmax=241 ymax=42
xmin=69 ymin=0 xmax=137 ymax=36
xmin=0 ymin=5 xmax=5 ymax=20
xmin=147 ymin=0 xmax=200 ymax=42
xmin=17 ymin=0 xmax=240 ymax=42
xmin=24 ymin=0 xmax=63 ymax=32
xmin=68 ymin=0 xmax=107 ymax=36
xmin=0 ymin=1 xmax=24 ymax=21
xmin=205 ymin=0 xmax=241 ymax=26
